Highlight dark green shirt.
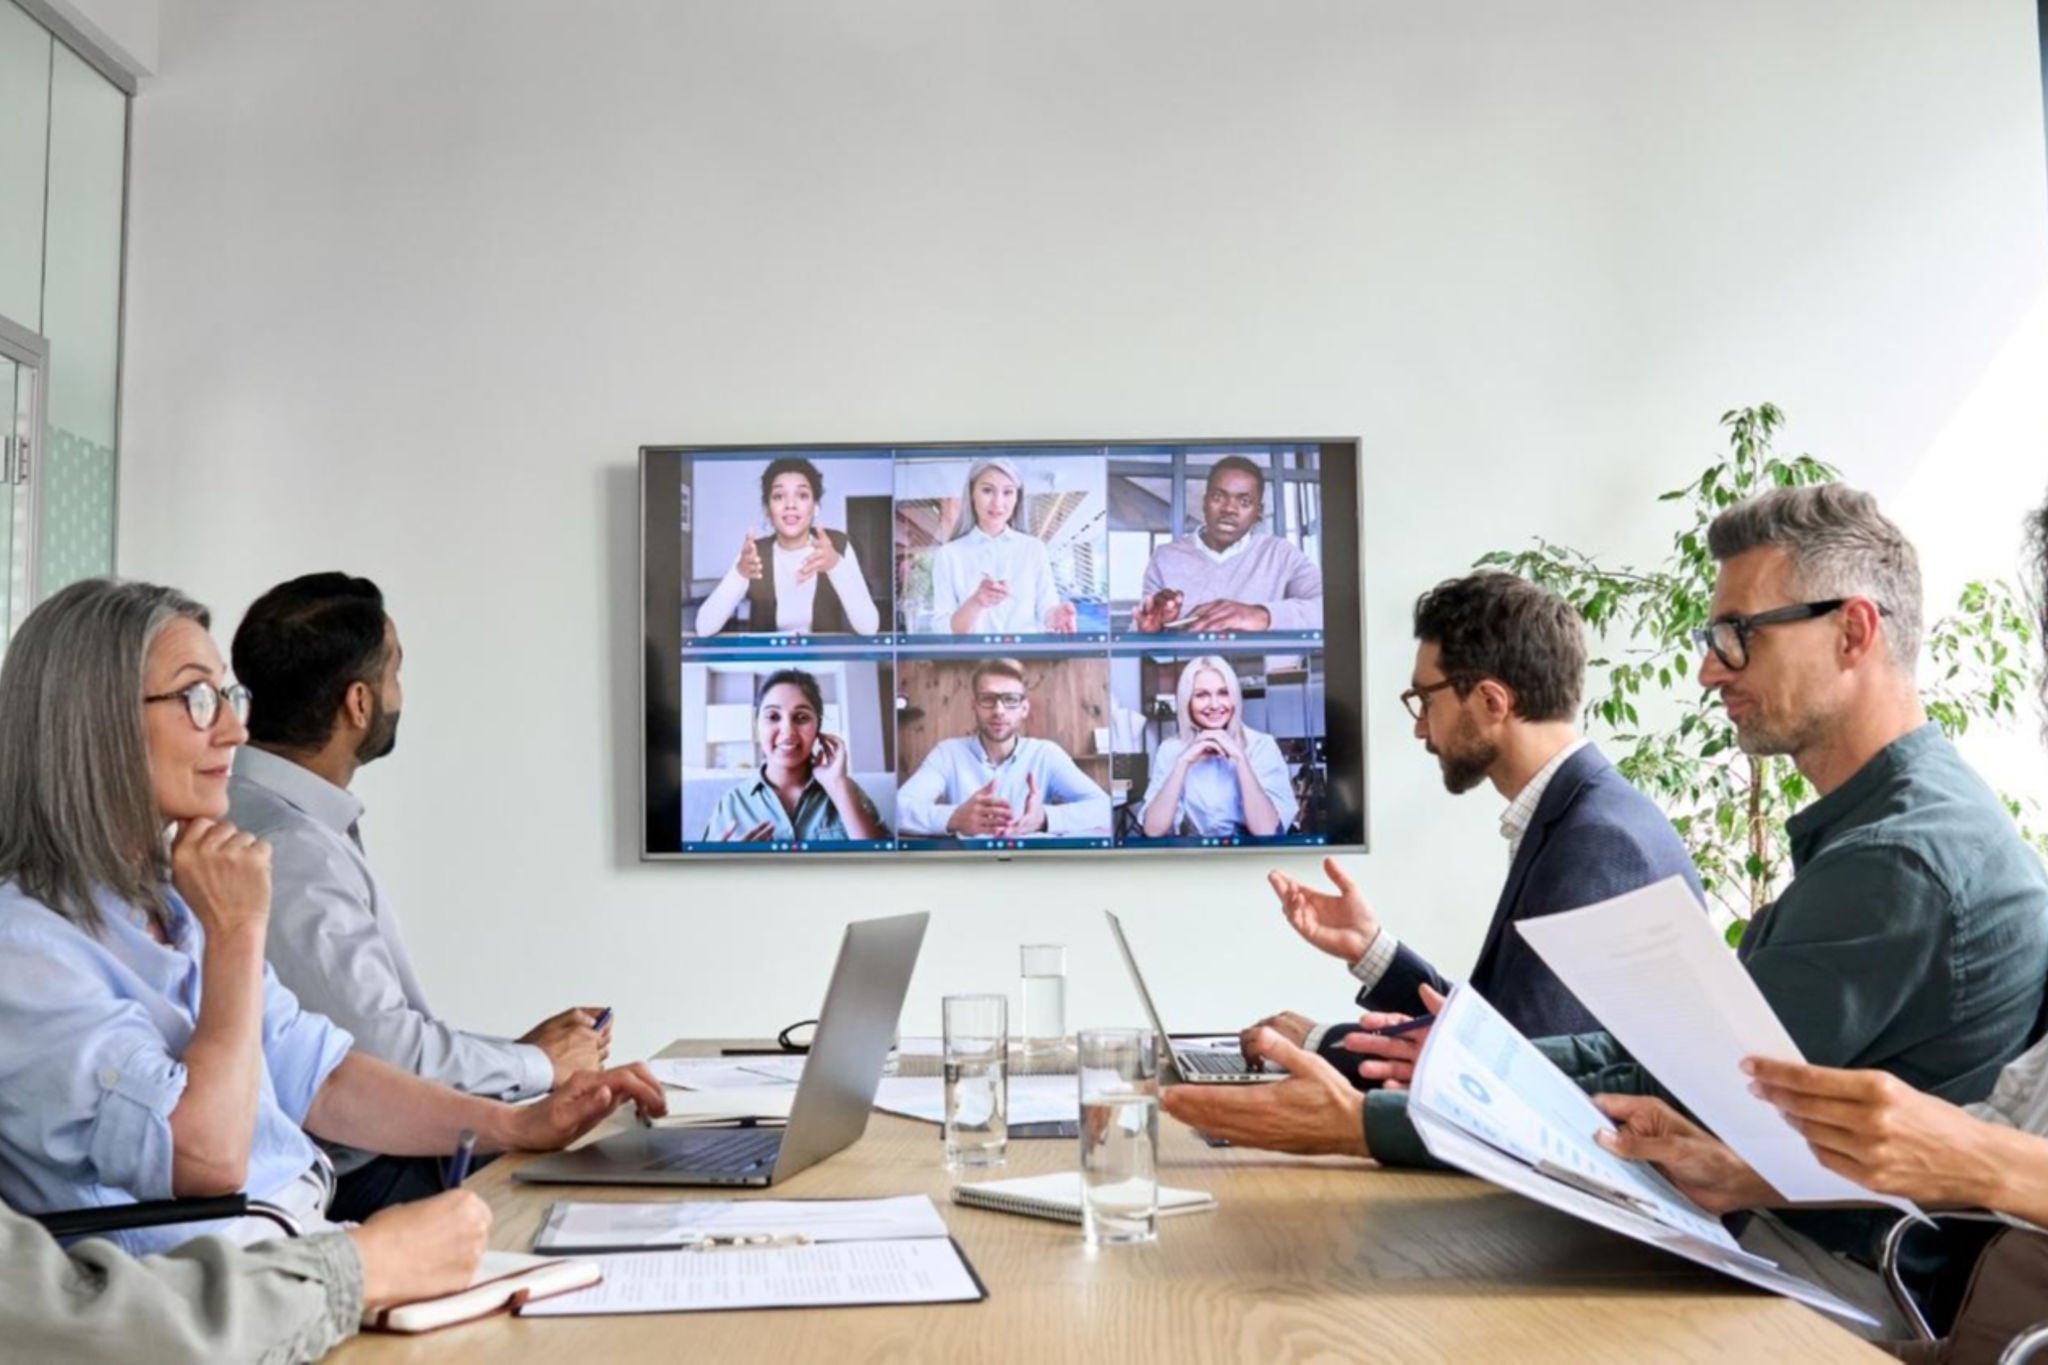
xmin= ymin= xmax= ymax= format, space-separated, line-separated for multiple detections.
xmin=1367 ymin=724 xmax=2048 ymax=1253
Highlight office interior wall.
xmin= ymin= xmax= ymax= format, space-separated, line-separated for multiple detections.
xmin=120 ymin=1 xmax=2048 ymax=1059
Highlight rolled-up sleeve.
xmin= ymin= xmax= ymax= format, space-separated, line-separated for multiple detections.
xmin=0 ymin=926 xmax=189 ymax=1204
xmin=258 ymin=966 xmax=352 ymax=1126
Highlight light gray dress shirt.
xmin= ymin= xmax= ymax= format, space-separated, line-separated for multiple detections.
xmin=0 ymin=1199 xmax=363 ymax=1364
xmin=229 ymin=747 xmax=551 ymax=1174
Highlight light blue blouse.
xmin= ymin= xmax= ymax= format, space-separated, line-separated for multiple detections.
xmin=0 ymin=879 xmax=352 ymax=1255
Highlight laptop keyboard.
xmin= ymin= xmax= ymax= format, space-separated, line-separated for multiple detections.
xmin=1179 ymin=1049 xmax=1254 ymax=1074
xmin=654 ymin=1128 xmax=784 ymax=1173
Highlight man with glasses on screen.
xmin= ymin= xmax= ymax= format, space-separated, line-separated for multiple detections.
xmin=1132 ymin=457 xmax=1323 ymax=635
xmin=1164 ymin=485 xmax=2048 ymax=1313
xmin=896 ymin=658 xmax=1112 ymax=840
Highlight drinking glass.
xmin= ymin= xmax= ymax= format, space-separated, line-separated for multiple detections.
xmin=1019 ymin=943 xmax=1067 ymax=1061
xmin=943 ymin=994 xmax=1008 ymax=1169
xmin=1077 ymin=1028 xmax=1159 ymax=1244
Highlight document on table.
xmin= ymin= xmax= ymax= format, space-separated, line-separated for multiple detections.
xmin=1515 ymin=875 xmax=1924 ymax=1218
xmin=534 ymin=1195 xmax=949 ymax=1253
xmin=516 ymin=1238 xmax=985 ymax=1316
xmin=646 ymin=1057 xmax=802 ymax=1090
xmin=641 ymin=1088 xmax=796 ymax=1128
xmin=1408 ymin=985 xmax=1876 ymax=1326
xmin=872 ymin=1074 xmax=1079 ymax=1126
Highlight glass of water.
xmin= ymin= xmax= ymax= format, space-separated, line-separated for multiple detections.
xmin=1019 ymin=943 xmax=1066 ymax=1061
xmin=1077 ymin=1027 xmax=1159 ymax=1245
xmin=942 ymin=993 xmax=1008 ymax=1170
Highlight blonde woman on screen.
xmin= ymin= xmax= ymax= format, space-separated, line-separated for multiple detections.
xmin=928 ymin=458 xmax=1078 ymax=635
xmin=1139 ymin=656 xmax=1297 ymax=838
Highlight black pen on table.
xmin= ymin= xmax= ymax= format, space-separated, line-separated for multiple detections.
xmin=1364 ymin=1013 xmax=1436 ymax=1039
xmin=445 ymin=1129 xmax=477 ymax=1190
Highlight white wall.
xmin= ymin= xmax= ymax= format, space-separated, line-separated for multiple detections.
xmin=120 ymin=1 xmax=2048 ymax=1064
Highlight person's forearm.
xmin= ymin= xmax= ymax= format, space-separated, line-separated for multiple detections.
xmin=168 ymin=927 xmax=269 ymax=1196
xmin=1142 ymin=766 xmax=1188 ymax=837
xmin=949 ymin=600 xmax=983 ymax=634
xmin=303 ymin=1052 xmax=515 ymax=1156
xmin=1234 ymin=762 xmax=1281 ymax=835
xmin=1971 ymin=1123 xmax=2048 ymax=1225
xmin=829 ymin=786 xmax=885 ymax=840
xmin=826 ymin=558 xmax=880 ymax=634
xmin=694 ymin=569 xmax=747 ymax=635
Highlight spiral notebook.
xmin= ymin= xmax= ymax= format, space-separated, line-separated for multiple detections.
xmin=951 ymin=1172 xmax=1216 ymax=1224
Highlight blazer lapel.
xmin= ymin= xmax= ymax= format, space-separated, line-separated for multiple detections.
xmin=1470 ymin=745 xmax=1608 ymax=983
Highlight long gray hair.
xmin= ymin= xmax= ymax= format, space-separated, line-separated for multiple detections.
xmin=949 ymin=457 xmax=1026 ymax=541
xmin=0 ymin=577 xmax=211 ymax=935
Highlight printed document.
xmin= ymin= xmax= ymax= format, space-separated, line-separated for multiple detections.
xmin=534 ymin=1195 xmax=949 ymax=1252
xmin=517 ymin=1238 xmax=983 ymax=1316
xmin=1515 ymin=875 xmax=1923 ymax=1217
xmin=1407 ymin=984 xmax=1876 ymax=1325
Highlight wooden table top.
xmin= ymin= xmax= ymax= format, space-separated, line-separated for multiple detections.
xmin=331 ymin=1042 xmax=1885 ymax=1364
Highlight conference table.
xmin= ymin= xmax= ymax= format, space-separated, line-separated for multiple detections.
xmin=332 ymin=1041 xmax=1886 ymax=1363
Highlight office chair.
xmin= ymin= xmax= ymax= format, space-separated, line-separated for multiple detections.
xmin=1881 ymin=1211 xmax=2048 ymax=1363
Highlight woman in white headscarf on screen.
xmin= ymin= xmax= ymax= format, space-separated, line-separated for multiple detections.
xmin=927 ymin=458 xmax=1078 ymax=635
xmin=1139 ymin=656 xmax=1296 ymax=838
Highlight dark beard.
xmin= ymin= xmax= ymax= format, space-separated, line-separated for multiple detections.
xmin=356 ymin=703 xmax=400 ymax=763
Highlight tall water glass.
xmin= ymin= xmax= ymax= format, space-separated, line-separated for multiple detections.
xmin=1077 ymin=1028 xmax=1159 ymax=1245
xmin=1019 ymin=944 xmax=1067 ymax=1060
xmin=943 ymin=994 xmax=1008 ymax=1169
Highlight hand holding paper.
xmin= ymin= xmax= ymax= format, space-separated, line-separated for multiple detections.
xmin=1513 ymin=875 xmax=1925 ymax=1218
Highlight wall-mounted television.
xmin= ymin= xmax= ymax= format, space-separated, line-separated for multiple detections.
xmin=640 ymin=439 xmax=1366 ymax=859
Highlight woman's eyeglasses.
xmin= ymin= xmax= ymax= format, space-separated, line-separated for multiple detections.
xmin=144 ymin=680 xmax=252 ymax=731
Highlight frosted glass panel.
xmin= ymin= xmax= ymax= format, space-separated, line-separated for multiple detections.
xmin=0 ymin=2 xmax=50 ymax=329
xmin=39 ymin=41 xmax=122 ymax=590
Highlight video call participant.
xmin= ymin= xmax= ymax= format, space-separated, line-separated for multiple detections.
xmin=228 ymin=573 xmax=612 ymax=1220
xmin=701 ymin=668 xmax=889 ymax=843
xmin=694 ymin=458 xmax=881 ymax=636
xmin=0 ymin=579 xmax=665 ymax=1255
xmin=897 ymin=658 xmax=1112 ymax=839
xmin=1244 ymin=571 xmax=1699 ymax=1072
xmin=1132 ymin=456 xmax=1323 ymax=634
xmin=1597 ymin=486 xmax=2048 ymax=1358
xmin=1164 ymin=485 xmax=2048 ymax=1310
xmin=928 ymin=457 xmax=1079 ymax=635
xmin=1 ymin=1186 xmax=487 ymax=1363
xmin=1138 ymin=655 xmax=1298 ymax=838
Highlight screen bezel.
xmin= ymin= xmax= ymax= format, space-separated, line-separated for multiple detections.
xmin=640 ymin=437 xmax=1368 ymax=861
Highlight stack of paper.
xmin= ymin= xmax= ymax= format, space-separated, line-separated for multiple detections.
xmin=518 ymin=1196 xmax=984 ymax=1317
xmin=1407 ymin=984 xmax=1877 ymax=1325
xmin=872 ymin=1074 xmax=1080 ymax=1126
xmin=1514 ymin=874 xmax=1924 ymax=1217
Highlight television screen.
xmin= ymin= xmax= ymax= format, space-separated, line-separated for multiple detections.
xmin=641 ymin=439 xmax=1366 ymax=858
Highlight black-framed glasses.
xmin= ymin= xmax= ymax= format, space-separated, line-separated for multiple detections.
xmin=1399 ymin=676 xmax=1468 ymax=721
xmin=1691 ymin=598 xmax=1891 ymax=672
xmin=144 ymin=680 xmax=252 ymax=731
xmin=974 ymin=691 xmax=1027 ymax=712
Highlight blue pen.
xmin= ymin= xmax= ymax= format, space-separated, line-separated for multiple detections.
xmin=445 ymin=1129 xmax=477 ymax=1190
xmin=593 ymin=1007 xmax=613 ymax=1032
xmin=1366 ymin=1013 xmax=1436 ymax=1039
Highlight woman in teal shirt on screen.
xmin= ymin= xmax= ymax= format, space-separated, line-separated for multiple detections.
xmin=703 ymin=668 xmax=889 ymax=844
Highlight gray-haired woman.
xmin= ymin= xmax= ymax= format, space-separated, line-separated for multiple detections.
xmin=0 ymin=580 xmax=662 ymax=1262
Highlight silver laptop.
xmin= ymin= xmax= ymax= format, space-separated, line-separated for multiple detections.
xmin=514 ymin=911 xmax=928 ymax=1187
xmin=1105 ymin=909 xmax=1274 ymax=1085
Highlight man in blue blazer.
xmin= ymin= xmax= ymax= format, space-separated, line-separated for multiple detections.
xmin=1244 ymin=571 xmax=1703 ymax=1081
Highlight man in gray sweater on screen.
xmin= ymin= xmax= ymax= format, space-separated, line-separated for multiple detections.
xmin=1133 ymin=456 xmax=1324 ymax=634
